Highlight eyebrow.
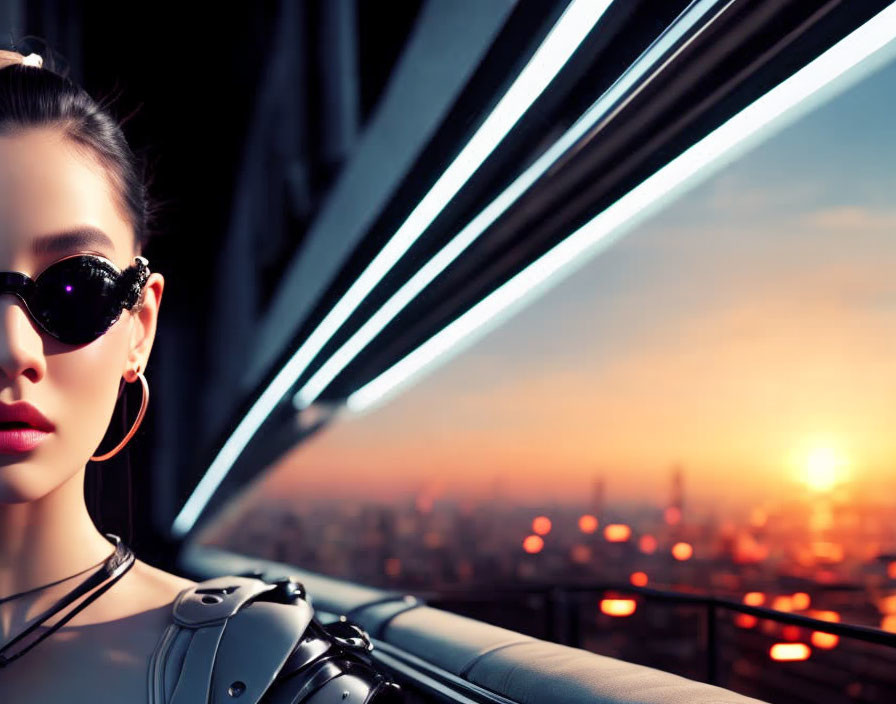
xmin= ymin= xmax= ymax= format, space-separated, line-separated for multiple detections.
xmin=31 ymin=226 xmax=117 ymax=258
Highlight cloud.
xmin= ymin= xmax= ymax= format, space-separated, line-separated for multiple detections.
xmin=702 ymin=170 xmax=823 ymax=217
xmin=803 ymin=205 xmax=896 ymax=230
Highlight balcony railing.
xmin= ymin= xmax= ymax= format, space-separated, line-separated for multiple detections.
xmin=182 ymin=542 xmax=789 ymax=704
xmin=417 ymin=582 xmax=896 ymax=688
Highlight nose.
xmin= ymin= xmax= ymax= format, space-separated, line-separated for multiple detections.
xmin=0 ymin=295 xmax=47 ymax=383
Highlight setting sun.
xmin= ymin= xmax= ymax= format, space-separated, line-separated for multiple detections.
xmin=805 ymin=448 xmax=846 ymax=492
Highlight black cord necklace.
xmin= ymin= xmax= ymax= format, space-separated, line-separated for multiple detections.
xmin=0 ymin=533 xmax=135 ymax=669
xmin=0 ymin=555 xmax=109 ymax=605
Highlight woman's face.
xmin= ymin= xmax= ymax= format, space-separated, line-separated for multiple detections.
xmin=0 ymin=127 xmax=160 ymax=503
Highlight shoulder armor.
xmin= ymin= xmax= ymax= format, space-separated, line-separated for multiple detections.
xmin=148 ymin=574 xmax=405 ymax=704
xmin=260 ymin=616 xmax=404 ymax=704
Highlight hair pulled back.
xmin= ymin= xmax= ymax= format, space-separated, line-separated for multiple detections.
xmin=0 ymin=45 xmax=160 ymax=255
xmin=0 ymin=42 xmax=164 ymax=543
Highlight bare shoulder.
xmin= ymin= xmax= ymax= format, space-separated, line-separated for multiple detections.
xmin=128 ymin=558 xmax=199 ymax=607
xmin=0 ymin=561 xmax=202 ymax=703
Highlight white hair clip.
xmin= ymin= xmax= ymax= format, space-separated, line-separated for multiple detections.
xmin=20 ymin=53 xmax=43 ymax=68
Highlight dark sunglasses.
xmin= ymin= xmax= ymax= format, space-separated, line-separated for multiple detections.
xmin=0 ymin=253 xmax=151 ymax=345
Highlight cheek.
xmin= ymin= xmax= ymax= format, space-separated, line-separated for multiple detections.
xmin=0 ymin=333 xmax=127 ymax=503
xmin=53 ymin=319 xmax=130 ymax=457
xmin=0 ymin=318 xmax=130 ymax=503
xmin=58 ymin=319 xmax=127 ymax=442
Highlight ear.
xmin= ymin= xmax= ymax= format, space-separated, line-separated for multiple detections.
xmin=126 ymin=271 xmax=164 ymax=381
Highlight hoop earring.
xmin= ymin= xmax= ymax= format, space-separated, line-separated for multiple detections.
xmin=90 ymin=368 xmax=150 ymax=462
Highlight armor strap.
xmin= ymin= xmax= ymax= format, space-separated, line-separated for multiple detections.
xmin=147 ymin=575 xmax=314 ymax=704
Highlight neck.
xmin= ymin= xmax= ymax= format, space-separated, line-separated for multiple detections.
xmin=0 ymin=466 xmax=116 ymax=640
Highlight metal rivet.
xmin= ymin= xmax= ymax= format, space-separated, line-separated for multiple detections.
xmin=228 ymin=681 xmax=246 ymax=697
xmin=201 ymin=595 xmax=223 ymax=605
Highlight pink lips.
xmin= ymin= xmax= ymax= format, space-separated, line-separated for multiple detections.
xmin=0 ymin=402 xmax=55 ymax=454
xmin=0 ymin=400 xmax=55 ymax=454
xmin=0 ymin=401 xmax=54 ymax=430
xmin=0 ymin=426 xmax=51 ymax=453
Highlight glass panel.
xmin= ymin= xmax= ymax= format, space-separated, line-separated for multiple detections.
xmin=197 ymin=44 xmax=896 ymax=704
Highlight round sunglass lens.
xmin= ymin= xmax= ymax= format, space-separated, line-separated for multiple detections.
xmin=32 ymin=257 xmax=123 ymax=343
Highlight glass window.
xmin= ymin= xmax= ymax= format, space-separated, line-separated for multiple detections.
xmin=196 ymin=43 xmax=896 ymax=701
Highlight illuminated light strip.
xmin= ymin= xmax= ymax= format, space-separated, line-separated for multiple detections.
xmin=170 ymin=0 xmax=613 ymax=538
xmin=346 ymin=3 xmax=896 ymax=414
xmin=294 ymin=0 xmax=729 ymax=407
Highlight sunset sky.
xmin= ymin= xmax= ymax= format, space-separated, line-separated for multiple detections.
xmin=249 ymin=49 xmax=896 ymax=515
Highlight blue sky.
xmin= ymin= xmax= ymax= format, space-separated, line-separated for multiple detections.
xmin=251 ymin=42 xmax=896 ymax=515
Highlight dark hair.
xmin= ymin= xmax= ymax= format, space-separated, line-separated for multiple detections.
xmin=0 ymin=45 xmax=163 ymax=256
xmin=0 ymin=40 xmax=165 ymax=546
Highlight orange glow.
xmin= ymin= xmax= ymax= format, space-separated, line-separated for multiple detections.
xmin=630 ymin=571 xmax=648 ymax=587
xmin=600 ymin=599 xmax=637 ymax=617
xmin=795 ymin=547 xmax=814 ymax=567
xmin=782 ymin=625 xmax=801 ymax=641
xmin=810 ymin=610 xmax=840 ymax=623
xmin=532 ymin=516 xmax=552 ymax=535
xmin=743 ymin=592 xmax=765 ymax=607
xmin=604 ymin=524 xmax=631 ymax=542
xmin=771 ymin=596 xmax=794 ymax=612
xmin=888 ymin=561 xmax=896 ymax=580
xmin=671 ymin=542 xmax=693 ymax=561
xmin=733 ymin=533 xmax=770 ymax=564
xmin=384 ymin=557 xmax=402 ymax=577
xmin=735 ymin=614 xmax=758 ymax=629
xmin=809 ymin=506 xmax=833 ymax=532
xmin=791 ymin=592 xmax=811 ymax=610
xmin=749 ymin=508 xmax=767 ymax=527
xmin=664 ymin=506 xmax=681 ymax=525
xmin=770 ymin=643 xmax=811 ymax=661
xmin=811 ymin=632 xmax=839 ymax=649
xmin=811 ymin=541 xmax=844 ymax=563
xmin=570 ymin=544 xmax=591 ymax=564
xmin=639 ymin=534 xmax=657 ymax=554
xmin=523 ymin=535 xmax=544 ymax=553
xmin=881 ymin=615 xmax=896 ymax=633
xmin=578 ymin=514 xmax=599 ymax=534
xmin=815 ymin=569 xmax=837 ymax=584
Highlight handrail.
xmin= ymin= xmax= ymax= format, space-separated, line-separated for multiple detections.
xmin=179 ymin=543 xmax=771 ymax=703
xmin=419 ymin=581 xmax=896 ymax=649
xmin=369 ymin=639 xmax=522 ymax=704
xmin=419 ymin=581 xmax=896 ymax=688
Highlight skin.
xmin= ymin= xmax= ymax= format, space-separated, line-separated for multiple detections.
xmin=0 ymin=127 xmax=197 ymax=698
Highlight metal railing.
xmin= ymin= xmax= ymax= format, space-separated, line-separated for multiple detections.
xmin=182 ymin=543 xmax=893 ymax=701
xmin=415 ymin=581 xmax=896 ymax=686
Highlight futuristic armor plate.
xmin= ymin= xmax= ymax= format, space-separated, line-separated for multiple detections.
xmin=147 ymin=575 xmax=404 ymax=704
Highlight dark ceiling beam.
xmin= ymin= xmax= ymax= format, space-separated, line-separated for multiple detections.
xmin=0 ymin=0 xmax=23 ymax=47
xmin=199 ymin=0 xmax=305 ymax=455
xmin=243 ymin=0 xmax=518 ymax=402
xmin=317 ymin=0 xmax=359 ymax=173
